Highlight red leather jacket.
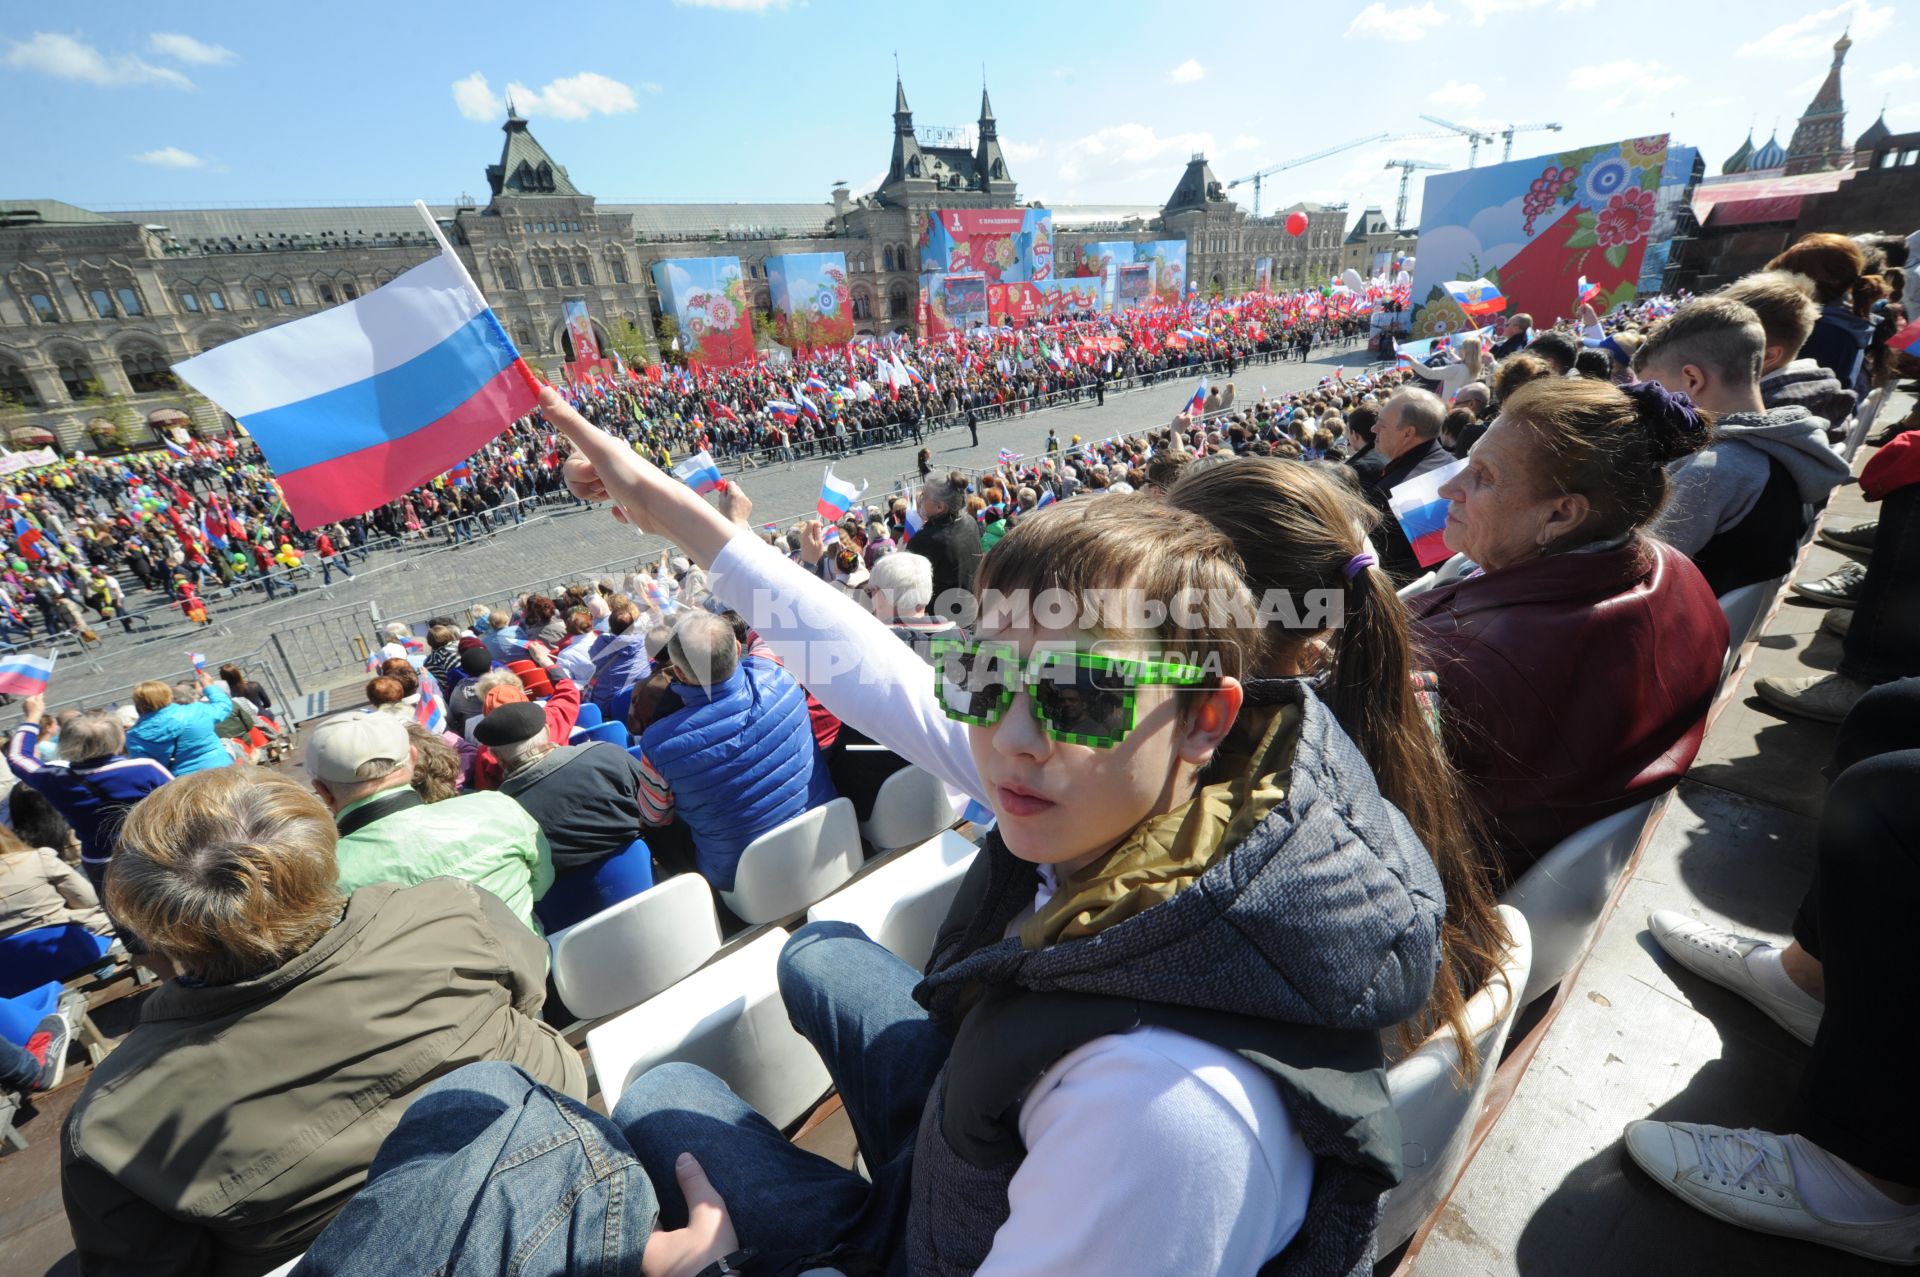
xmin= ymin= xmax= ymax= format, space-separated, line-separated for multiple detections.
xmin=1407 ymin=538 xmax=1726 ymax=880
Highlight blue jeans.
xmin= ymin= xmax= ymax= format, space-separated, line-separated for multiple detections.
xmin=297 ymin=1062 xmax=657 ymax=1277
xmin=610 ymin=921 xmax=951 ymax=1275
xmin=320 ymin=556 xmax=352 ymax=584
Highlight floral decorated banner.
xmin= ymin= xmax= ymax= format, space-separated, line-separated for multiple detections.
xmin=918 ymin=272 xmax=988 ymax=338
xmin=649 ymin=256 xmax=756 ymax=367
xmin=1409 ymin=133 xmax=1670 ymax=339
xmin=1132 ymin=240 xmax=1189 ymax=304
xmin=766 ymin=253 xmax=853 ymax=352
xmin=920 ymin=209 xmax=1054 ymax=284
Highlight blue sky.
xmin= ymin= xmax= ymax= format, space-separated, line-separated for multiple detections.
xmin=6 ymin=0 xmax=1915 ymax=226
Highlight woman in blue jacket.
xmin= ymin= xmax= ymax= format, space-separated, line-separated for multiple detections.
xmin=124 ymin=668 xmax=235 ymax=776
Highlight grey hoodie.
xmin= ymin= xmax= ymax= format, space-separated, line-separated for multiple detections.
xmin=1652 ymin=405 xmax=1850 ymax=556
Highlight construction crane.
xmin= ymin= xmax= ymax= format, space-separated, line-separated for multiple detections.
xmin=1499 ymin=121 xmax=1563 ymax=162
xmin=1386 ymin=159 xmax=1449 ymax=231
xmin=1228 ymin=133 xmax=1388 ymax=216
xmin=1419 ymin=114 xmax=1497 ymax=167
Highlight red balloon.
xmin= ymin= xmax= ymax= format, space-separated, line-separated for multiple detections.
xmin=1285 ymin=210 xmax=1309 ymax=236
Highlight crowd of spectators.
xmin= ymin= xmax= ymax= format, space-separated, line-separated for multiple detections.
xmin=0 ymin=224 xmax=1913 ymax=1274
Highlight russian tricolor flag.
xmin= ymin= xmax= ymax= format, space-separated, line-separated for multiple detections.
xmin=1388 ymin=458 xmax=1468 ymax=569
xmin=1889 ymin=316 xmax=1920 ymax=358
xmin=164 ymin=438 xmax=191 ymax=460
xmin=818 ymin=465 xmax=866 ymax=521
xmin=11 ymin=515 xmax=45 ymax=562
xmin=1577 ymin=275 xmax=1600 ymax=305
xmin=1187 ymin=379 xmax=1208 ymax=417
xmin=767 ymin=400 xmax=800 ymax=425
xmin=172 ymin=217 xmax=537 ymax=530
xmin=0 ymin=651 xmax=55 ymax=698
xmin=670 ymin=450 xmax=725 ymax=495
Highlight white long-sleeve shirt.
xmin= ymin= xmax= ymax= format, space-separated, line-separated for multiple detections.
xmin=708 ymin=529 xmax=1316 ymax=1274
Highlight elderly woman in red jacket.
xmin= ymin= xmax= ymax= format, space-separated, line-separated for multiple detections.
xmin=1406 ymin=377 xmax=1729 ymax=880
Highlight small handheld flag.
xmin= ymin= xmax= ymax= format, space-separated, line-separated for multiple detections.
xmin=188 ymin=651 xmax=207 ymax=671
xmin=164 ymin=438 xmax=191 ymax=460
xmin=1388 ymin=458 xmax=1468 ymax=569
xmin=1889 ymin=317 xmax=1920 ymax=359
xmin=818 ymin=465 xmax=867 ymax=521
xmin=1444 ymin=278 xmax=1506 ymax=318
xmin=1187 ymin=379 xmax=1209 ymax=417
xmin=0 ymin=651 xmax=56 ymax=697
xmin=1577 ymin=275 xmax=1600 ymax=305
xmin=670 ymin=450 xmax=726 ymax=495
xmin=171 ymin=202 xmax=539 ymax=531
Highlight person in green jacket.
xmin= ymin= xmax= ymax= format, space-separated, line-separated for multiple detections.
xmin=304 ymin=713 xmax=554 ymax=933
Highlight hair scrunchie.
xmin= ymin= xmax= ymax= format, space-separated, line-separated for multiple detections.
xmin=1621 ymin=379 xmax=1711 ymax=464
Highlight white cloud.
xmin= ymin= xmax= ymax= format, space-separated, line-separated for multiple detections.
xmin=1428 ymin=79 xmax=1485 ymax=108
xmin=2 ymin=32 xmax=192 ymax=89
xmin=453 ymin=71 xmax=639 ymax=122
xmin=1167 ymin=58 xmax=1205 ymax=84
xmin=452 ymin=71 xmax=500 ymax=121
xmin=504 ymin=72 xmax=638 ymax=120
xmin=1230 ymin=134 xmax=1262 ymax=152
xmin=1001 ymin=139 xmax=1044 ymax=163
xmin=1872 ymin=62 xmax=1919 ymax=86
xmin=1346 ymin=3 xmax=1447 ymax=41
xmin=147 ymin=33 xmax=234 ymax=65
xmin=1051 ymin=122 xmax=1216 ymax=196
xmin=670 ymin=0 xmax=789 ymax=9
xmin=132 ymin=146 xmax=207 ymax=168
xmin=1568 ymin=58 xmax=1687 ymax=109
xmin=1738 ymin=0 xmax=1893 ymax=58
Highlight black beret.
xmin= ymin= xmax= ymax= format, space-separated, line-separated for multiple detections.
xmin=475 ymin=701 xmax=547 ymax=748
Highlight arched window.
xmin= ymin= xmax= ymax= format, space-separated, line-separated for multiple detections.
xmin=318 ymin=282 xmax=336 ymax=304
xmin=53 ymin=351 xmax=94 ymax=401
xmin=121 ymin=345 xmax=174 ymax=394
xmin=887 ymin=285 xmax=911 ymax=317
xmin=275 ymin=285 xmax=294 ymax=305
xmin=116 ymin=287 xmax=144 ymax=316
xmin=341 ymin=280 xmax=359 ymax=300
xmin=610 ymin=256 xmax=628 ymax=285
xmin=179 ymin=291 xmax=200 ymax=313
xmin=576 ymin=260 xmax=593 ymax=286
xmin=882 ymin=246 xmax=896 ymax=273
xmin=28 ymin=293 xmax=58 ymax=323
xmin=498 ymin=263 xmax=519 ymax=290
xmin=89 ymin=289 xmax=116 ymax=319
xmin=253 ymin=287 xmax=270 ymax=307
xmin=537 ymin=264 xmax=556 ymax=289
xmin=557 ymin=261 xmax=574 ymax=287
xmin=851 ymin=289 xmax=872 ymax=321
xmin=0 ymin=359 xmax=39 ymax=408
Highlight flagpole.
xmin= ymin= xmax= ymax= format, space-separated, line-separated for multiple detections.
xmin=412 ymin=200 xmax=543 ymax=400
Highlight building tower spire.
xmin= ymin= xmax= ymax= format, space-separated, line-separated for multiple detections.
xmin=975 ymin=73 xmax=1008 ymax=192
xmin=1785 ymin=28 xmax=1851 ymax=174
xmin=887 ymin=70 xmax=925 ymax=186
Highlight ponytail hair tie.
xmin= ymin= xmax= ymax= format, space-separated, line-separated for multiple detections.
xmin=1622 ymin=379 xmax=1710 ymax=462
xmin=1343 ymin=553 xmax=1376 ymax=581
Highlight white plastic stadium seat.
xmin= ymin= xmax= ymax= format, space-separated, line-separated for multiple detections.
xmin=722 ymin=798 xmax=863 ymax=925
xmin=808 ymin=830 xmax=979 ymax=970
xmin=860 ymin=764 xmax=960 ymax=853
xmin=1842 ymin=388 xmax=1884 ymax=462
xmin=547 ymin=873 xmax=723 ymax=1020
xmin=586 ymin=928 xmax=832 ymax=1128
xmin=1500 ymin=797 xmax=1659 ymax=1006
xmin=1714 ymin=577 xmax=1784 ymax=682
xmin=1434 ymin=552 xmax=1476 ymax=585
xmin=1376 ymin=905 xmax=1533 ymax=1253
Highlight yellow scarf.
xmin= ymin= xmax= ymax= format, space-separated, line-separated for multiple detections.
xmin=1019 ymin=700 xmax=1302 ymax=949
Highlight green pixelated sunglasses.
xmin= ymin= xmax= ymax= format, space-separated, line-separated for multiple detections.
xmin=931 ymin=638 xmax=1209 ymax=748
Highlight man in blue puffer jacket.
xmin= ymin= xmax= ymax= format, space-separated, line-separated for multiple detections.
xmin=633 ymin=610 xmax=835 ymax=891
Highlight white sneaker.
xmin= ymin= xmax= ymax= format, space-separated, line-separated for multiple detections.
xmin=1647 ymin=911 xmax=1822 ymax=1045
xmin=1624 ymin=1122 xmax=1920 ymax=1266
